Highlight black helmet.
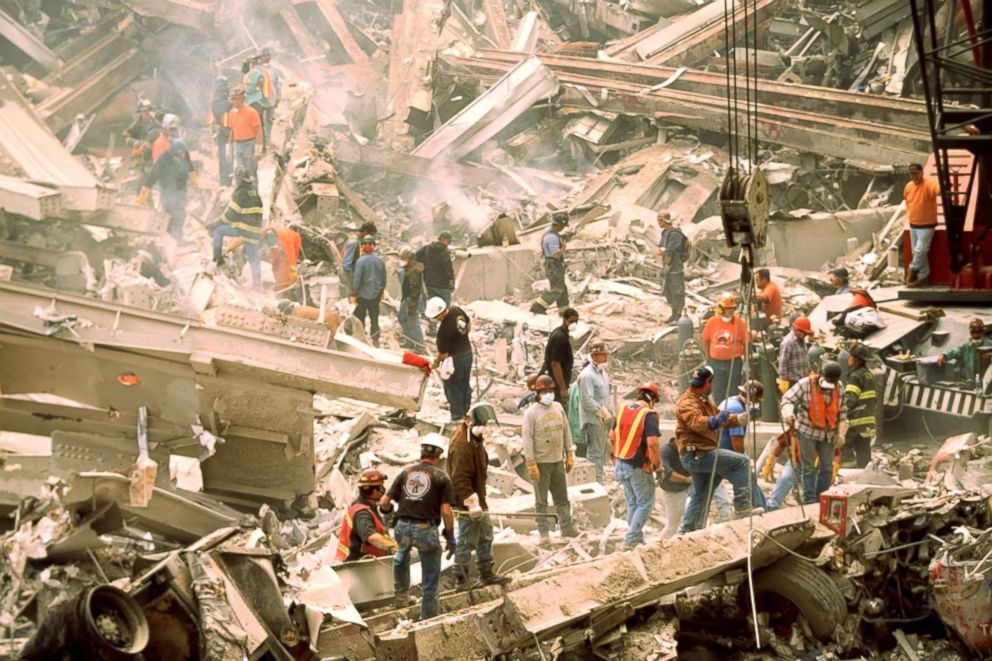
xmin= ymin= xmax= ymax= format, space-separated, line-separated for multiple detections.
xmin=551 ymin=211 xmax=569 ymax=226
xmin=235 ymin=166 xmax=255 ymax=186
xmin=849 ymin=343 xmax=872 ymax=361
xmin=821 ymin=361 xmax=843 ymax=383
xmin=468 ymin=403 xmax=499 ymax=426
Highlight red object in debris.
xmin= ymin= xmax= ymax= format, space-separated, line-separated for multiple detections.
xmin=402 ymin=352 xmax=431 ymax=375
xmin=819 ymin=489 xmax=850 ymax=537
xmin=930 ymin=554 xmax=992 ymax=653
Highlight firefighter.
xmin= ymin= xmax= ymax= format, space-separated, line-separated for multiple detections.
xmin=530 ymin=212 xmax=569 ymax=314
xmin=611 ymin=382 xmax=661 ymax=548
xmin=844 ymin=343 xmax=877 ymax=468
xmin=244 ymin=48 xmax=277 ymax=148
xmin=335 ymin=469 xmax=398 ymax=562
xmin=122 ymin=99 xmax=157 ymax=180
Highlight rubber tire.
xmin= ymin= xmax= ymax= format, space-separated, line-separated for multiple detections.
xmin=750 ymin=555 xmax=846 ymax=642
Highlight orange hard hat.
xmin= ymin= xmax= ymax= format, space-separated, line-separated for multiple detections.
xmin=717 ymin=292 xmax=738 ymax=310
xmin=357 ymin=469 xmax=386 ymax=488
xmin=637 ymin=382 xmax=660 ymax=401
xmin=792 ymin=317 xmax=813 ymax=334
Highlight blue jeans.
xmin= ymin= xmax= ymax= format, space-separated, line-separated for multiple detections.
xmin=425 ymin=286 xmax=451 ymax=333
xmin=212 ymin=224 xmax=261 ymax=289
xmin=679 ymin=448 xmax=757 ymax=533
xmin=615 ymin=460 xmax=656 ymax=546
xmin=910 ymin=226 xmax=935 ymax=279
xmin=233 ymin=139 xmax=256 ymax=175
xmin=455 ymin=513 xmax=494 ymax=576
xmin=443 ymin=352 xmax=473 ymax=421
xmin=767 ymin=459 xmax=796 ymax=510
xmin=710 ymin=358 xmax=743 ymax=405
xmin=393 ymin=519 xmax=442 ymax=620
xmin=583 ymin=422 xmax=608 ymax=482
xmin=398 ymin=297 xmax=425 ymax=352
xmin=797 ymin=433 xmax=833 ymax=504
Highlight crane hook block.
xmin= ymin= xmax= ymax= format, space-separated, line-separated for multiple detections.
xmin=719 ymin=168 xmax=769 ymax=249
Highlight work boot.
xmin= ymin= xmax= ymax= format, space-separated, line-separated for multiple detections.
xmin=735 ymin=507 xmax=765 ymax=519
xmin=529 ymin=302 xmax=547 ymax=315
xmin=394 ymin=594 xmax=417 ymax=610
xmin=454 ymin=567 xmax=471 ymax=591
xmin=906 ymin=269 xmax=919 ymax=285
xmin=561 ymin=526 xmax=580 ymax=538
xmin=907 ymin=275 xmax=928 ymax=288
xmin=479 ymin=564 xmax=511 ymax=586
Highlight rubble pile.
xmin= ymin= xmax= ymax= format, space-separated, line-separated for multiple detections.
xmin=1 ymin=0 xmax=991 ymax=659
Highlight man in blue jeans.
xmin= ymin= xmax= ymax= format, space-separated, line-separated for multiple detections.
xmin=610 ymin=382 xmax=662 ymax=549
xmin=381 ymin=433 xmax=455 ymax=620
xmin=675 ymin=366 xmax=758 ymax=534
xmin=416 ymin=231 xmax=454 ymax=334
xmin=429 ymin=298 xmax=473 ymax=422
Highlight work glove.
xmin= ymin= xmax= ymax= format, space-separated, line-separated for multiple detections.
xmin=761 ymin=456 xmax=775 ymax=482
xmin=596 ymin=406 xmax=612 ymax=423
xmin=832 ymin=449 xmax=841 ymax=484
xmin=777 ymin=379 xmax=790 ymax=395
xmin=734 ymin=411 xmax=750 ymax=428
xmin=134 ymin=186 xmax=150 ymax=206
xmin=706 ymin=410 xmax=730 ymax=430
xmin=780 ymin=403 xmax=796 ymax=427
xmin=526 ymin=460 xmax=540 ymax=482
xmin=443 ymin=529 xmax=457 ymax=560
xmin=565 ymin=452 xmax=574 ymax=473
xmin=349 ymin=294 xmax=357 ymax=305
xmin=380 ymin=535 xmax=399 ymax=553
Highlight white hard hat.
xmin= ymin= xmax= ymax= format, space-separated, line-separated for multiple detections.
xmin=162 ymin=113 xmax=180 ymax=130
xmin=420 ymin=432 xmax=447 ymax=455
xmin=425 ymin=297 xmax=447 ymax=319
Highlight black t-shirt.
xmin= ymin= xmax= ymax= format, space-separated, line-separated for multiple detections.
xmin=542 ymin=326 xmax=574 ymax=384
xmin=387 ymin=462 xmax=454 ymax=522
xmin=660 ymin=439 xmax=691 ymax=492
xmin=437 ymin=306 xmax=472 ymax=356
xmin=619 ymin=409 xmax=660 ymax=467
xmin=346 ymin=496 xmax=383 ymax=561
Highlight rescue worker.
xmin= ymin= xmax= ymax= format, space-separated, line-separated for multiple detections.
xmin=352 ymin=235 xmax=386 ymax=346
xmin=903 ymin=162 xmax=940 ymax=287
xmin=416 ymin=231 xmax=455 ymax=335
xmin=754 ymin=268 xmax=782 ymax=321
xmin=542 ymin=308 xmax=578 ymax=405
xmin=428 ymin=297 xmax=473 ymax=422
xmin=151 ymin=113 xmax=180 ymax=163
xmin=341 ymin=222 xmax=378 ymax=298
xmin=659 ymin=436 xmax=692 ymax=539
xmin=206 ymin=75 xmax=233 ymax=186
xmin=844 ymin=343 xmax=877 ymax=468
xmin=381 ymin=434 xmax=455 ymax=620
xmin=778 ymin=316 xmax=813 ymax=393
xmin=712 ymin=380 xmax=767 ymax=514
xmin=137 ymin=138 xmax=197 ymax=241
xmin=780 ymin=361 xmax=848 ymax=504
xmin=655 ymin=209 xmax=686 ymax=323
xmin=700 ymin=292 xmax=748 ymax=403
xmin=263 ymin=223 xmax=303 ymax=292
xmin=531 ymin=212 xmax=569 ymax=315
xmin=522 ymin=375 xmax=578 ymax=540
xmin=398 ymin=248 xmax=425 ymax=353
xmin=212 ymin=166 xmax=263 ymax=288
xmin=830 ymin=267 xmax=851 ymax=295
xmin=676 ymin=366 xmax=757 ymax=534
xmin=937 ymin=318 xmax=992 ymax=389
xmin=611 ymin=382 xmax=661 ymax=549
xmin=446 ymin=403 xmax=511 ymax=589
xmin=122 ymin=99 xmax=157 ymax=180
xmin=243 ymin=48 xmax=277 ymax=148
xmin=228 ymin=87 xmax=262 ymax=174
xmin=577 ymin=342 xmax=613 ymax=482
xmin=335 ymin=469 xmax=398 ymax=562
xmin=761 ymin=428 xmax=840 ymax=510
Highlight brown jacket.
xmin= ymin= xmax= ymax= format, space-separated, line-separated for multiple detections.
xmin=675 ymin=388 xmax=721 ymax=454
xmin=446 ymin=424 xmax=488 ymax=510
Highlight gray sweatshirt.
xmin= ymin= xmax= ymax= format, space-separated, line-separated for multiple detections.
xmin=522 ymin=400 xmax=573 ymax=463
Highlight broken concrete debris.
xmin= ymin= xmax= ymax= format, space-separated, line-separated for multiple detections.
xmin=0 ymin=0 xmax=989 ymax=659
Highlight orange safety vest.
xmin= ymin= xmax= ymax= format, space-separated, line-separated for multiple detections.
xmin=611 ymin=402 xmax=651 ymax=460
xmin=808 ymin=379 xmax=840 ymax=430
xmin=335 ymin=502 xmax=386 ymax=562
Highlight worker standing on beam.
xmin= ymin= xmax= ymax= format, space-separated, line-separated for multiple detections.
xmin=844 ymin=343 xmax=877 ymax=468
xmin=227 ymin=87 xmax=262 ymax=175
xmin=531 ymin=212 xmax=570 ymax=315
xmin=777 ymin=317 xmax=813 ymax=393
xmin=780 ymin=361 xmax=848 ymax=504
xmin=341 ymin=222 xmax=378 ymax=299
xmin=903 ymin=162 xmax=940 ymax=287
xmin=211 ymin=166 xmax=263 ymax=289
xmin=335 ymin=469 xmax=397 ymax=562
xmin=522 ymin=375 xmax=579 ymax=541
xmin=206 ymin=75 xmax=233 ymax=187
xmin=578 ymin=342 xmax=613 ymax=483
xmin=136 ymin=138 xmax=197 ymax=242
xmin=416 ymin=231 xmax=455 ymax=335
xmin=701 ymin=292 xmax=748 ymax=403
xmin=428 ymin=298 xmax=473 ymax=422
xmin=243 ymin=48 xmax=277 ymax=149
xmin=352 ymin=235 xmax=386 ymax=346
xmin=447 ymin=403 xmax=511 ymax=590
xmin=655 ymin=209 xmax=686 ymax=323
xmin=676 ymin=366 xmax=757 ymax=534
xmin=541 ymin=308 xmax=578 ymax=406
xmin=611 ymin=382 xmax=661 ymax=549
xmin=123 ymin=99 xmax=157 ymax=184
xmin=381 ymin=434 xmax=455 ymax=620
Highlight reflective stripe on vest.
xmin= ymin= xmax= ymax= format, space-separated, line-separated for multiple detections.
xmin=808 ymin=379 xmax=840 ymax=429
xmin=612 ymin=402 xmax=651 ymax=460
xmin=335 ymin=502 xmax=386 ymax=561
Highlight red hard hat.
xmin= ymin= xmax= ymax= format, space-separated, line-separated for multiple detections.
xmin=357 ymin=469 xmax=386 ymax=488
xmin=792 ymin=317 xmax=813 ymax=334
xmin=637 ymin=382 xmax=660 ymax=401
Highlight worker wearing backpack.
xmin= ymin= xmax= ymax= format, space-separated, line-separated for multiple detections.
xmin=656 ymin=210 xmax=688 ymax=323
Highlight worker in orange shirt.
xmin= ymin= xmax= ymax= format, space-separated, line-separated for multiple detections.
xmin=903 ymin=163 xmax=940 ymax=287
xmin=700 ymin=292 xmax=748 ymax=403
xmin=227 ymin=86 xmax=263 ymax=175
xmin=263 ymin=224 xmax=303 ymax=292
xmin=753 ymin=268 xmax=782 ymax=322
